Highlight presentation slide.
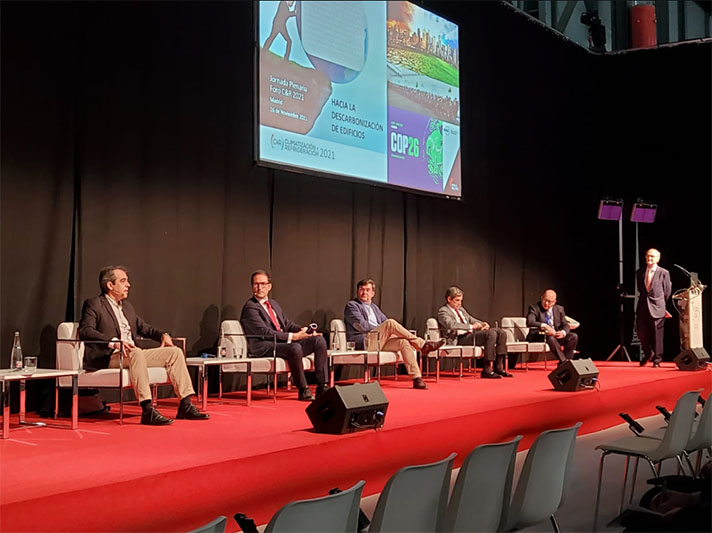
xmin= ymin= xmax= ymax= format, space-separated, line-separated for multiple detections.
xmin=257 ymin=1 xmax=461 ymax=198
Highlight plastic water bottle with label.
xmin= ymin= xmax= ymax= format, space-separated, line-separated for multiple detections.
xmin=11 ymin=331 xmax=23 ymax=370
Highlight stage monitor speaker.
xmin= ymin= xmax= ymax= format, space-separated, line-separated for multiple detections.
xmin=674 ymin=347 xmax=710 ymax=371
xmin=548 ymin=358 xmax=599 ymax=392
xmin=306 ymin=382 xmax=389 ymax=434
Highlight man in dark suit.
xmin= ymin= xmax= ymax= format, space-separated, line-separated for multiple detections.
xmin=636 ymin=248 xmax=672 ymax=367
xmin=240 ymin=270 xmax=329 ymax=401
xmin=526 ymin=289 xmax=577 ymax=363
xmin=79 ymin=265 xmax=209 ymax=425
xmin=437 ymin=286 xmax=512 ymax=378
xmin=344 ymin=279 xmax=443 ymax=390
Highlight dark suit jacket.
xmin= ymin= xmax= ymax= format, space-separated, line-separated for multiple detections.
xmin=526 ymin=302 xmax=570 ymax=337
xmin=636 ymin=266 xmax=671 ymax=319
xmin=78 ymin=295 xmax=164 ymax=371
xmin=344 ymin=298 xmax=388 ymax=349
xmin=240 ymin=297 xmax=302 ymax=357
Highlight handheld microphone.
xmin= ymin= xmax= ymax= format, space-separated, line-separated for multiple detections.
xmin=655 ymin=405 xmax=672 ymax=422
xmin=619 ymin=413 xmax=645 ymax=435
xmin=305 ymin=323 xmax=318 ymax=334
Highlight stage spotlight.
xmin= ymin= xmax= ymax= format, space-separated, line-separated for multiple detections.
xmin=630 ymin=201 xmax=657 ymax=223
xmin=581 ymin=10 xmax=607 ymax=53
xmin=597 ymin=199 xmax=623 ymax=221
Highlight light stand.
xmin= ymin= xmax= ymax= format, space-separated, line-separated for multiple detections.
xmin=598 ymin=200 xmax=633 ymax=362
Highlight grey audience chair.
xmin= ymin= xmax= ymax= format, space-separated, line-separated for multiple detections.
xmin=264 ymin=480 xmax=365 ymax=533
xmin=370 ymin=452 xmax=457 ymax=533
xmin=593 ymin=389 xmax=701 ymax=530
xmin=445 ymin=435 xmax=522 ymax=532
xmin=505 ymin=422 xmax=582 ymax=532
xmin=186 ymin=515 xmax=227 ymax=533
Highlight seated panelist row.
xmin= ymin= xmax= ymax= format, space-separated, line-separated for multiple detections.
xmin=78 ymin=265 xmax=580 ymax=408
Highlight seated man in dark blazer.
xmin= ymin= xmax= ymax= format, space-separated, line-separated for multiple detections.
xmin=79 ymin=265 xmax=209 ymax=425
xmin=526 ymin=289 xmax=578 ymax=363
xmin=344 ymin=278 xmax=444 ymax=390
xmin=240 ymin=270 xmax=329 ymax=401
xmin=437 ymin=286 xmax=512 ymax=378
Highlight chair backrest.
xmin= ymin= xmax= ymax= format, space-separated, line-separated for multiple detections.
xmin=330 ymin=318 xmax=347 ymax=350
xmin=425 ymin=318 xmax=441 ymax=342
xmin=653 ymin=389 xmax=703 ymax=461
xmin=370 ymin=452 xmax=456 ymax=533
xmin=500 ymin=317 xmax=528 ymax=343
xmin=565 ymin=316 xmax=580 ymax=330
xmin=186 ymin=515 xmax=227 ymax=533
xmin=219 ymin=320 xmax=249 ymax=359
xmin=445 ymin=436 xmax=522 ymax=533
xmin=264 ymin=480 xmax=365 ymax=533
xmin=506 ymin=422 xmax=582 ymax=531
xmin=688 ymin=393 xmax=712 ymax=451
xmin=57 ymin=322 xmax=83 ymax=370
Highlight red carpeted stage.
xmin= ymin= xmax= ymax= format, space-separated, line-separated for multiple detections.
xmin=1 ymin=362 xmax=710 ymax=532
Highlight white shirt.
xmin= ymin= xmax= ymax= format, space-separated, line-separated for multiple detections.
xmin=448 ymin=305 xmax=473 ymax=335
xmin=105 ymin=294 xmax=134 ymax=345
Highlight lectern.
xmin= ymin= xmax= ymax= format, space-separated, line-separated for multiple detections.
xmin=673 ymin=273 xmax=709 ymax=370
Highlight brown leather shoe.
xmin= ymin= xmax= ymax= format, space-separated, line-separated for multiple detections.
xmin=421 ymin=339 xmax=446 ymax=355
xmin=413 ymin=377 xmax=428 ymax=390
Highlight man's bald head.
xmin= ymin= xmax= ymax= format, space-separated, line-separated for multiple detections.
xmin=541 ymin=289 xmax=557 ymax=310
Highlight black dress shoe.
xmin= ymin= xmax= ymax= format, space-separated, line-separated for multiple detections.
xmin=176 ymin=403 xmax=210 ymax=420
xmin=639 ymin=357 xmax=650 ymax=367
xmin=298 ymin=387 xmax=314 ymax=401
xmin=141 ymin=406 xmax=174 ymax=426
xmin=315 ymin=384 xmax=330 ymax=397
xmin=421 ymin=339 xmax=446 ymax=355
xmin=653 ymin=362 xmax=661 ymax=368
xmin=412 ymin=377 xmax=428 ymax=390
xmin=481 ymin=371 xmax=502 ymax=379
xmin=493 ymin=369 xmax=513 ymax=378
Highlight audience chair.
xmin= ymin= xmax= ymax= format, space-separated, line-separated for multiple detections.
xmin=56 ymin=322 xmax=172 ymax=424
xmin=329 ymin=319 xmax=402 ymax=383
xmin=370 ymin=452 xmax=457 ymax=533
xmin=445 ymin=435 xmax=522 ymax=532
xmin=186 ymin=516 xmax=227 ymax=533
xmin=219 ymin=319 xmax=318 ymax=405
xmin=423 ymin=318 xmax=482 ymax=381
xmin=500 ymin=317 xmax=551 ymax=371
xmin=505 ymin=422 xmax=582 ymax=532
xmin=264 ymin=480 xmax=365 ymax=533
xmin=592 ymin=390 xmax=701 ymax=531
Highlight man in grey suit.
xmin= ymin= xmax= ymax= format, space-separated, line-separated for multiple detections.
xmin=344 ymin=279 xmax=443 ymax=389
xmin=636 ymin=248 xmax=672 ymax=367
xmin=526 ymin=289 xmax=577 ymax=363
xmin=437 ymin=286 xmax=512 ymax=378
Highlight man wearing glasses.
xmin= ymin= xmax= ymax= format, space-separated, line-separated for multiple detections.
xmin=526 ymin=289 xmax=578 ymax=364
xmin=240 ymin=270 xmax=330 ymax=401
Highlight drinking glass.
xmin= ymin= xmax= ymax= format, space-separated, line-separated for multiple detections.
xmin=346 ymin=341 xmax=355 ymax=351
xmin=23 ymin=356 xmax=37 ymax=372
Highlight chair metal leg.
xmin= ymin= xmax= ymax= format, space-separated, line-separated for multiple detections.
xmin=550 ymin=514 xmax=560 ymax=533
xmin=593 ymin=452 xmax=608 ymax=532
xmin=619 ymin=455 xmax=630 ymax=514
xmin=272 ymin=372 xmax=278 ymax=403
xmin=246 ymin=372 xmax=252 ymax=407
xmin=629 ymin=457 xmax=639 ymax=504
xmin=436 ymin=358 xmax=440 ymax=382
xmin=54 ymin=382 xmax=59 ymax=419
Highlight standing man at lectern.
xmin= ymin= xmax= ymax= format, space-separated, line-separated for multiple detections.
xmin=636 ymin=248 xmax=672 ymax=367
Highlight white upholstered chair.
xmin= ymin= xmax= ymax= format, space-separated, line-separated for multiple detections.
xmin=500 ymin=317 xmax=552 ymax=370
xmin=55 ymin=321 xmax=171 ymax=424
xmin=329 ymin=318 xmax=402 ymax=382
xmin=423 ymin=318 xmax=482 ymax=381
xmin=218 ymin=319 xmax=319 ymax=405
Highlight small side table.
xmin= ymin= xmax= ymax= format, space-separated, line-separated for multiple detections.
xmin=0 ymin=368 xmax=79 ymax=439
xmin=185 ymin=357 xmax=247 ymax=409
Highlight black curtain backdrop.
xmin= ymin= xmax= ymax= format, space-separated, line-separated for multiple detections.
xmin=2 ymin=2 xmax=710 ymax=403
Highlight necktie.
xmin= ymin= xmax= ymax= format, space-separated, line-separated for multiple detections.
xmin=546 ymin=310 xmax=553 ymax=326
xmin=456 ymin=308 xmax=466 ymax=323
xmin=264 ymin=300 xmax=282 ymax=332
xmin=646 ymin=269 xmax=653 ymax=291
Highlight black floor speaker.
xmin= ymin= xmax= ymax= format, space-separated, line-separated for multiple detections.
xmin=548 ymin=358 xmax=599 ymax=392
xmin=674 ymin=347 xmax=710 ymax=371
xmin=306 ymin=382 xmax=389 ymax=434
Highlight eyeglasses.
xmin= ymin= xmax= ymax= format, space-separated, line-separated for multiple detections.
xmin=253 ymin=282 xmax=271 ymax=287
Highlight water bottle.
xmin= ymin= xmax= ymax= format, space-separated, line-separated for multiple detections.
xmin=11 ymin=331 xmax=23 ymax=370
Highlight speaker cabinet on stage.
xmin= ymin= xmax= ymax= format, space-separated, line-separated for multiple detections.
xmin=306 ymin=382 xmax=389 ymax=434
xmin=548 ymin=358 xmax=599 ymax=392
xmin=674 ymin=348 xmax=710 ymax=371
